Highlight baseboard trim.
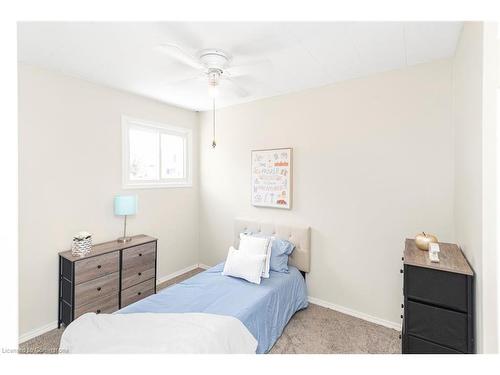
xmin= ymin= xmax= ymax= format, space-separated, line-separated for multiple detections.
xmin=308 ymin=296 xmax=402 ymax=331
xmin=156 ymin=263 xmax=202 ymax=285
xmin=19 ymin=320 xmax=59 ymax=344
xmin=197 ymin=263 xmax=210 ymax=270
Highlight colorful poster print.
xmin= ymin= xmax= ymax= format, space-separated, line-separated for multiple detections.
xmin=251 ymin=148 xmax=292 ymax=209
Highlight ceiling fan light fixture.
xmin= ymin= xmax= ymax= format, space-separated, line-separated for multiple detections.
xmin=207 ymin=69 xmax=221 ymax=85
xmin=207 ymin=68 xmax=221 ymax=99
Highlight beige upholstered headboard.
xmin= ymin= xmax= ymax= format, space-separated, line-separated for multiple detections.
xmin=234 ymin=218 xmax=311 ymax=273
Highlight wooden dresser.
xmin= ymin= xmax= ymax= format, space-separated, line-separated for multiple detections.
xmin=401 ymin=239 xmax=474 ymax=354
xmin=58 ymin=234 xmax=157 ymax=327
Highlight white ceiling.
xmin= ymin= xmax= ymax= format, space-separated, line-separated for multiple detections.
xmin=18 ymin=22 xmax=463 ymax=111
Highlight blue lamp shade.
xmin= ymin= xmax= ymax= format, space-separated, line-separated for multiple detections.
xmin=114 ymin=195 xmax=137 ymax=216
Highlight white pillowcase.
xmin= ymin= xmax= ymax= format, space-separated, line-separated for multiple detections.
xmin=222 ymin=246 xmax=266 ymax=284
xmin=239 ymin=233 xmax=272 ymax=278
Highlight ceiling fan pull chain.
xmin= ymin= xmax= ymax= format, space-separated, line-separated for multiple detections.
xmin=212 ymin=96 xmax=217 ymax=148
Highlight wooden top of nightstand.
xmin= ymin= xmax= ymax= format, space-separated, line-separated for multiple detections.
xmin=404 ymin=238 xmax=473 ymax=276
xmin=59 ymin=234 xmax=157 ymax=262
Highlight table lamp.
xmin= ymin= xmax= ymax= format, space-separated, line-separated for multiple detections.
xmin=114 ymin=195 xmax=137 ymax=243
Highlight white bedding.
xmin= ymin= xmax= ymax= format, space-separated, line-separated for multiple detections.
xmin=59 ymin=312 xmax=257 ymax=354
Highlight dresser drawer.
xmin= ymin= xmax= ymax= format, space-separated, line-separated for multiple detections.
xmin=74 ymin=251 xmax=119 ymax=285
xmin=121 ymin=278 xmax=155 ymax=308
xmin=406 ymin=334 xmax=461 ymax=354
xmin=406 ymin=300 xmax=468 ymax=352
xmin=122 ymin=242 xmax=155 ymax=270
xmin=74 ymin=293 xmax=119 ymax=319
xmin=404 ymin=265 xmax=468 ymax=312
xmin=121 ymin=267 xmax=155 ymax=290
xmin=75 ymin=272 xmax=119 ymax=308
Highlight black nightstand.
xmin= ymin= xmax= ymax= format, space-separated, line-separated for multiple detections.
xmin=401 ymin=239 xmax=474 ymax=354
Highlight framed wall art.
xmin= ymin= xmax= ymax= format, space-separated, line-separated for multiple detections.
xmin=251 ymin=148 xmax=292 ymax=209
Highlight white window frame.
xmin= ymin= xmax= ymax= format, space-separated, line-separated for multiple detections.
xmin=122 ymin=115 xmax=193 ymax=189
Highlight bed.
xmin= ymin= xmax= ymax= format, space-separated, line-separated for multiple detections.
xmin=60 ymin=219 xmax=311 ymax=354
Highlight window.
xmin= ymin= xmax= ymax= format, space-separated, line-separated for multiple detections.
xmin=122 ymin=116 xmax=192 ymax=188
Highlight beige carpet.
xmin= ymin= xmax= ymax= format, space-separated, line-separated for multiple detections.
xmin=19 ymin=268 xmax=400 ymax=354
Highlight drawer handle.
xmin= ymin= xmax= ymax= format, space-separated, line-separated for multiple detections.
xmin=138 ymin=272 xmax=142 ymax=276
xmin=400 ymin=314 xmax=403 ymax=319
xmin=399 ymin=334 xmax=402 ymax=340
xmin=96 ymin=309 xmax=101 ymax=314
xmin=137 ymin=292 xmax=142 ymax=296
xmin=97 ymin=265 xmax=102 ymax=269
xmin=138 ymin=253 xmax=143 ymax=257
xmin=97 ymin=287 xmax=102 ymax=291
xmin=401 ymin=257 xmax=404 ymax=261
xmin=401 ymin=303 xmax=404 ymax=309
xmin=400 ymin=269 xmax=403 ymax=274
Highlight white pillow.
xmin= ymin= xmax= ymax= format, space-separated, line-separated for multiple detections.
xmin=239 ymin=233 xmax=272 ymax=278
xmin=222 ymin=246 xmax=266 ymax=284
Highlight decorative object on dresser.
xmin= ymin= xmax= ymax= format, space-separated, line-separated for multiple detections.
xmin=114 ymin=195 xmax=137 ymax=243
xmin=414 ymin=232 xmax=438 ymax=251
xmin=58 ymin=234 xmax=157 ymax=328
xmin=401 ymin=239 xmax=474 ymax=354
xmin=71 ymin=231 xmax=92 ymax=257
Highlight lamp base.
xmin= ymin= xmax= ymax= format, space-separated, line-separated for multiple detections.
xmin=117 ymin=236 xmax=132 ymax=243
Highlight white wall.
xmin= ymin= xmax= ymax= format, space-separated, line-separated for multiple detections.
xmin=18 ymin=64 xmax=200 ymax=338
xmin=452 ymin=21 xmax=498 ymax=353
xmin=452 ymin=22 xmax=484 ymax=353
xmin=198 ymin=59 xmax=455 ymax=327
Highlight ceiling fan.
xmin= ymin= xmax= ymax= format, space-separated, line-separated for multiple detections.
xmin=157 ymin=43 xmax=270 ymax=97
xmin=157 ymin=43 xmax=271 ymax=147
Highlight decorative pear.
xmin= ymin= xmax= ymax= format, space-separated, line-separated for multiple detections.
xmin=415 ymin=232 xmax=438 ymax=251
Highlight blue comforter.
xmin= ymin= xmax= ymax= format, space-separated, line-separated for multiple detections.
xmin=118 ymin=263 xmax=308 ymax=353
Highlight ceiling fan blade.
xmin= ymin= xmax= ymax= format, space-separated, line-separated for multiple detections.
xmin=156 ymin=43 xmax=204 ymax=70
xmin=222 ymin=76 xmax=249 ymax=97
xmin=226 ymin=59 xmax=272 ymax=78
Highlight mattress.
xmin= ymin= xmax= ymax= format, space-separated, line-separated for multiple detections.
xmin=118 ymin=262 xmax=309 ymax=353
